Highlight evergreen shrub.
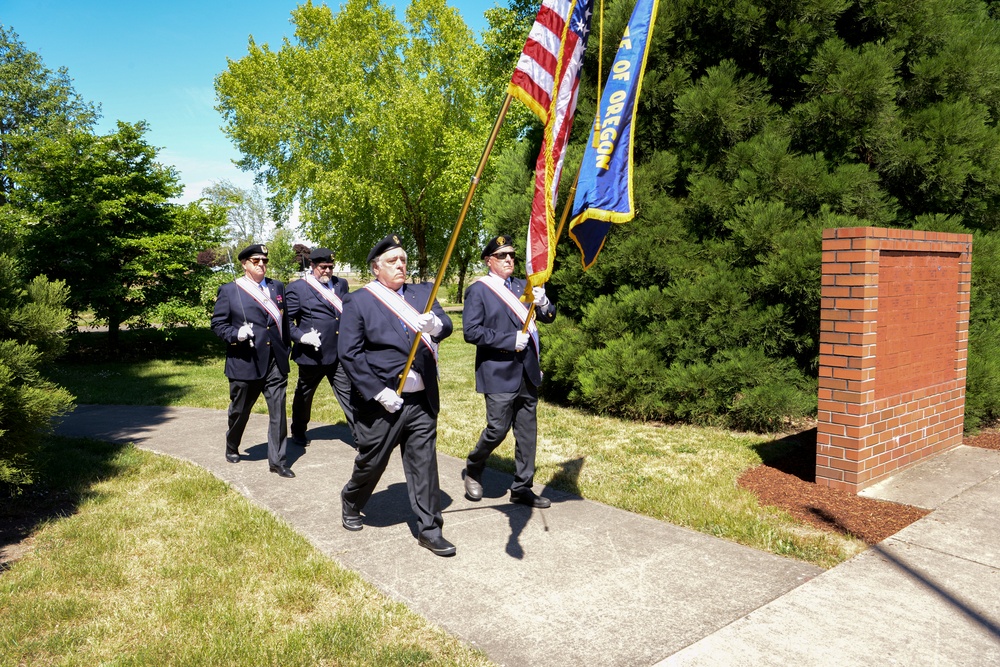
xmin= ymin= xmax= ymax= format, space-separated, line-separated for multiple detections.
xmin=0 ymin=255 xmax=74 ymax=493
xmin=504 ymin=0 xmax=1000 ymax=431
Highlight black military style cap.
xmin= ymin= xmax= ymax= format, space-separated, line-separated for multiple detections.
xmin=238 ymin=244 xmax=268 ymax=261
xmin=481 ymin=234 xmax=515 ymax=259
xmin=309 ymin=247 xmax=334 ymax=264
xmin=367 ymin=234 xmax=404 ymax=264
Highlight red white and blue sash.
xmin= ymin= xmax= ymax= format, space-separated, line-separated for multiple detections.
xmin=304 ymin=274 xmax=344 ymax=313
xmin=363 ymin=281 xmax=438 ymax=360
xmin=477 ymin=273 xmax=539 ymax=353
xmin=235 ymin=277 xmax=282 ymax=328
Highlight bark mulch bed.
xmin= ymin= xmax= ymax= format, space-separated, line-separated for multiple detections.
xmin=739 ymin=428 xmax=1000 ymax=545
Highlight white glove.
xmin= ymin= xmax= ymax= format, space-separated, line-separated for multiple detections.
xmin=532 ymin=287 xmax=549 ymax=308
xmin=515 ymin=331 xmax=529 ymax=351
xmin=237 ymin=323 xmax=254 ymax=341
xmin=415 ymin=312 xmax=444 ymax=336
xmin=300 ymin=329 xmax=322 ymax=348
xmin=375 ymin=388 xmax=403 ymax=413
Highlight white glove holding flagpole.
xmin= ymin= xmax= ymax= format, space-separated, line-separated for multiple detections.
xmin=415 ymin=312 xmax=444 ymax=336
xmin=515 ymin=331 xmax=529 ymax=351
xmin=375 ymin=388 xmax=404 ymax=413
xmin=532 ymin=287 xmax=549 ymax=308
xmin=300 ymin=328 xmax=322 ymax=349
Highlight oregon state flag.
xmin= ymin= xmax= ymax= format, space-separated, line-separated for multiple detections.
xmin=569 ymin=0 xmax=659 ymax=269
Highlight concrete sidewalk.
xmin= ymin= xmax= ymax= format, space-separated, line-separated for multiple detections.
xmin=56 ymin=405 xmax=1000 ymax=666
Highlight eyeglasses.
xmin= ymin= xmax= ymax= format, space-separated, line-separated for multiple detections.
xmin=248 ymin=257 xmax=269 ymax=265
xmin=315 ymin=264 xmax=334 ymax=271
xmin=491 ymin=251 xmax=516 ymax=260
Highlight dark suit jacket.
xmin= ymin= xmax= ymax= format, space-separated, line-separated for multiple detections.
xmin=338 ymin=282 xmax=453 ymax=416
xmin=211 ymin=277 xmax=290 ymax=381
xmin=286 ymin=275 xmax=350 ymax=366
xmin=463 ymin=276 xmax=556 ymax=394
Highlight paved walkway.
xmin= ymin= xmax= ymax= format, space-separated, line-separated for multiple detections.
xmin=57 ymin=405 xmax=1000 ymax=666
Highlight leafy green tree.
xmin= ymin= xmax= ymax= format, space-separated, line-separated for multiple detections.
xmin=201 ymin=180 xmax=274 ymax=252
xmin=13 ymin=121 xmax=226 ymax=345
xmin=215 ymin=0 xmax=490 ymax=280
xmin=265 ymin=227 xmax=299 ymax=283
xmin=0 ymin=26 xmax=97 ymax=205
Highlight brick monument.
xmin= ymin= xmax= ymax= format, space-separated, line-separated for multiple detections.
xmin=817 ymin=227 xmax=972 ymax=492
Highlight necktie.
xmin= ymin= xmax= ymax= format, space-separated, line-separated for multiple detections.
xmin=505 ymin=278 xmax=513 ymax=292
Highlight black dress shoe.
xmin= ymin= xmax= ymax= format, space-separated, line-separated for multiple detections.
xmin=225 ymin=452 xmax=240 ymax=463
xmin=290 ymin=434 xmax=310 ymax=447
xmin=510 ymin=490 xmax=551 ymax=509
xmin=269 ymin=465 xmax=296 ymax=478
xmin=342 ymin=499 xmax=363 ymax=531
xmin=463 ymin=470 xmax=483 ymax=501
xmin=418 ymin=534 xmax=456 ymax=557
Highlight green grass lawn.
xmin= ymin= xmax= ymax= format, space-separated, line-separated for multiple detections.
xmin=0 ymin=437 xmax=489 ymax=666
xmin=53 ymin=320 xmax=864 ymax=569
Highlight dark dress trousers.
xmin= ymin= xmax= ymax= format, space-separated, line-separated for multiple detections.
xmin=337 ymin=282 xmax=453 ymax=539
xmin=463 ymin=276 xmax=556 ymax=494
xmin=210 ymin=277 xmax=291 ymax=468
xmin=285 ymin=276 xmax=355 ymax=440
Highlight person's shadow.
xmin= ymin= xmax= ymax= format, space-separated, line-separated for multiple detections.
xmin=244 ymin=422 xmax=356 ymax=467
xmin=304 ymin=423 xmax=356 ymax=449
xmin=362 ymin=482 xmax=456 ymax=536
xmin=454 ymin=456 xmax=586 ymax=560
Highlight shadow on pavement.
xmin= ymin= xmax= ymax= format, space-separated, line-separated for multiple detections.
xmin=873 ymin=542 xmax=1000 ymax=640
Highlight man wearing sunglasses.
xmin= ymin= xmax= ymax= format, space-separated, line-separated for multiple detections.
xmin=462 ymin=235 xmax=556 ymax=509
xmin=285 ymin=247 xmax=355 ymax=447
xmin=210 ymin=243 xmax=294 ymax=478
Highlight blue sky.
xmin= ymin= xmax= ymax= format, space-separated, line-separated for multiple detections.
xmin=3 ymin=0 xmax=497 ymax=204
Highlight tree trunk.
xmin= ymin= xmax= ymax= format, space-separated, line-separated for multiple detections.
xmin=107 ymin=313 xmax=121 ymax=348
xmin=456 ymin=258 xmax=468 ymax=305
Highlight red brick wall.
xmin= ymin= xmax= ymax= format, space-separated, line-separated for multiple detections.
xmin=817 ymin=228 xmax=972 ymax=493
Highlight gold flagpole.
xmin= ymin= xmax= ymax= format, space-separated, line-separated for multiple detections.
xmin=397 ymin=93 xmax=514 ymax=393
xmin=521 ymin=165 xmax=582 ymax=333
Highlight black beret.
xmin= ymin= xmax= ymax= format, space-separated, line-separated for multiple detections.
xmin=481 ymin=234 xmax=515 ymax=259
xmin=309 ymin=247 xmax=334 ymax=264
xmin=367 ymin=234 xmax=404 ymax=264
xmin=238 ymin=244 xmax=268 ymax=261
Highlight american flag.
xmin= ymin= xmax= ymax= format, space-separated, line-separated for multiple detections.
xmin=508 ymin=0 xmax=594 ymax=291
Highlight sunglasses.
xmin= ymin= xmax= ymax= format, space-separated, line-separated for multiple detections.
xmin=248 ymin=257 xmax=269 ymax=265
xmin=315 ymin=264 xmax=334 ymax=270
xmin=492 ymin=251 xmax=516 ymax=260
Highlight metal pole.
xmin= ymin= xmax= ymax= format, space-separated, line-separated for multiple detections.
xmin=396 ymin=94 xmax=514 ymax=393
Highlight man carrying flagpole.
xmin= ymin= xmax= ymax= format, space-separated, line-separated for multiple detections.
xmin=462 ymin=235 xmax=556 ymax=509
xmin=337 ymin=234 xmax=456 ymax=557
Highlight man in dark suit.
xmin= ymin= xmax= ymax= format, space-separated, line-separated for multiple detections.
xmin=338 ymin=234 xmax=456 ymax=556
xmin=286 ymin=247 xmax=354 ymax=446
xmin=210 ymin=243 xmax=295 ymax=478
xmin=462 ymin=234 xmax=556 ymax=508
